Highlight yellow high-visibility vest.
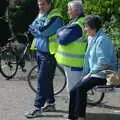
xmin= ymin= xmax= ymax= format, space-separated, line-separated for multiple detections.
xmin=30 ymin=9 xmax=63 ymax=53
xmin=55 ymin=17 xmax=87 ymax=67
xmin=47 ymin=9 xmax=63 ymax=54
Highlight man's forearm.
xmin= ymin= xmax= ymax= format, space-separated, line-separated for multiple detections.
xmin=39 ymin=17 xmax=63 ymax=37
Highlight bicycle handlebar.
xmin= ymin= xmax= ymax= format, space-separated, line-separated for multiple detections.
xmin=7 ymin=31 xmax=31 ymax=44
xmin=15 ymin=31 xmax=29 ymax=37
xmin=8 ymin=36 xmax=16 ymax=42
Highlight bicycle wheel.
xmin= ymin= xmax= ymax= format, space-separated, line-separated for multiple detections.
xmin=87 ymin=88 xmax=105 ymax=105
xmin=27 ymin=64 xmax=66 ymax=95
xmin=0 ymin=47 xmax=18 ymax=79
xmin=54 ymin=64 xmax=66 ymax=95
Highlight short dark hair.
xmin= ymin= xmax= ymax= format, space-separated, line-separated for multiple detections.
xmin=84 ymin=15 xmax=102 ymax=32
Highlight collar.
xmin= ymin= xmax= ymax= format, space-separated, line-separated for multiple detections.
xmin=86 ymin=28 xmax=103 ymax=53
xmin=70 ymin=13 xmax=85 ymax=23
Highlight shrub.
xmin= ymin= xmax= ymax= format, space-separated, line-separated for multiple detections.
xmin=84 ymin=0 xmax=120 ymax=46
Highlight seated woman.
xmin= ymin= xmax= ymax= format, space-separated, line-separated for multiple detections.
xmin=70 ymin=15 xmax=117 ymax=120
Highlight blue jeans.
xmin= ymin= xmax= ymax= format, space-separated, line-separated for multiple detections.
xmin=34 ymin=51 xmax=56 ymax=108
xmin=68 ymin=77 xmax=107 ymax=119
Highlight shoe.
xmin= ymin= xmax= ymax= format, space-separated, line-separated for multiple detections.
xmin=63 ymin=114 xmax=69 ymax=118
xmin=77 ymin=117 xmax=87 ymax=120
xmin=42 ymin=103 xmax=56 ymax=112
xmin=24 ymin=108 xmax=42 ymax=118
xmin=66 ymin=119 xmax=77 ymax=120
xmin=64 ymin=114 xmax=77 ymax=120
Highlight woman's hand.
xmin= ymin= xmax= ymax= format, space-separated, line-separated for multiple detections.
xmin=82 ymin=73 xmax=91 ymax=81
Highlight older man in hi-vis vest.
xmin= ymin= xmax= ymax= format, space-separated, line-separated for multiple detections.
xmin=55 ymin=1 xmax=87 ymax=120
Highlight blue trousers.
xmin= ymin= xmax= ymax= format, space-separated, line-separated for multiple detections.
xmin=34 ymin=51 xmax=56 ymax=108
xmin=68 ymin=77 xmax=107 ymax=119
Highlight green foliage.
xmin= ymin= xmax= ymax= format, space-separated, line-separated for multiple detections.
xmin=103 ymin=16 xmax=120 ymax=46
xmin=84 ymin=0 xmax=120 ymax=46
xmin=10 ymin=0 xmax=38 ymax=33
xmin=53 ymin=0 xmax=72 ymax=23
xmin=11 ymin=0 xmax=71 ymax=33
xmin=53 ymin=0 xmax=120 ymax=46
xmin=84 ymin=0 xmax=120 ymax=21
xmin=9 ymin=0 xmax=120 ymax=46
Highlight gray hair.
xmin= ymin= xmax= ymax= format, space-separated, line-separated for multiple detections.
xmin=68 ymin=0 xmax=83 ymax=14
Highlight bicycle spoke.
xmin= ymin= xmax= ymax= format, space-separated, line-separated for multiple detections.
xmin=0 ymin=49 xmax=18 ymax=79
xmin=27 ymin=65 xmax=66 ymax=95
xmin=87 ymin=89 xmax=105 ymax=105
xmin=53 ymin=65 xmax=66 ymax=95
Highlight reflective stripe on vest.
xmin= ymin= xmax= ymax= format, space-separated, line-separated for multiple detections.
xmin=47 ymin=9 xmax=63 ymax=54
xmin=57 ymin=51 xmax=84 ymax=58
xmin=55 ymin=17 xmax=87 ymax=67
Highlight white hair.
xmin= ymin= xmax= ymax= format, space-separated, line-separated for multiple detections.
xmin=68 ymin=0 xmax=83 ymax=14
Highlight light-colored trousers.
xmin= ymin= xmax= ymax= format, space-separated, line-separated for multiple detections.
xmin=64 ymin=66 xmax=83 ymax=92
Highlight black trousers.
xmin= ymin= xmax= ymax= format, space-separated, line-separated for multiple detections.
xmin=68 ymin=77 xmax=107 ymax=119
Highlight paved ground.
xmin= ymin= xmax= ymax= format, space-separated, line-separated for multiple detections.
xmin=0 ymin=62 xmax=120 ymax=120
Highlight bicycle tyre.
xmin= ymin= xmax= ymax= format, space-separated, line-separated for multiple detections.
xmin=54 ymin=64 xmax=66 ymax=95
xmin=0 ymin=47 xmax=18 ymax=79
xmin=87 ymin=88 xmax=105 ymax=105
xmin=27 ymin=64 xmax=66 ymax=95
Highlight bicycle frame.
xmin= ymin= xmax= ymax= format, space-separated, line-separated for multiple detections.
xmin=88 ymin=47 xmax=120 ymax=105
xmin=14 ymin=32 xmax=32 ymax=69
xmin=27 ymin=64 xmax=66 ymax=95
xmin=0 ymin=32 xmax=34 ymax=79
xmin=95 ymin=46 xmax=120 ymax=91
xmin=0 ymin=6 xmax=35 ymax=79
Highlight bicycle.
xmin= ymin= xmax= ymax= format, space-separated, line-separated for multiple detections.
xmin=89 ymin=70 xmax=120 ymax=106
xmin=87 ymin=46 xmax=120 ymax=105
xmin=27 ymin=64 xmax=67 ymax=95
xmin=27 ymin=46 xmax=120 ymax=104
xmin=27 ymin=63 xmax=105 ymax=105
xmin=0 ymin=31 xmax=35 ymax=79
xmin=0 ymin=4 xmax=36 ymax=79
